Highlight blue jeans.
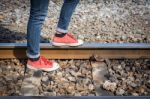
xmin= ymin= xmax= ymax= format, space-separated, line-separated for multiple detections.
xmin=27 ymin=0 xmax=79 ymax=58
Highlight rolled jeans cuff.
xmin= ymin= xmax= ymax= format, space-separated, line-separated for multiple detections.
xmin=26 ymin=51 xmax=40 ymax=59
xmin=56 ymin=27 xmax=68 ymax=33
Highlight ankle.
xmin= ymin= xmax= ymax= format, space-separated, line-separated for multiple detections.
xmin=29 ymin=56 xmax=40 ymax=62
xmin=55 ymin=32 xmax=67 ymax=37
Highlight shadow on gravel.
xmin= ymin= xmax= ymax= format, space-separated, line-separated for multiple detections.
xmin=0 ymin=25 xmax=50 ymax=59
xmin=0 ymin=26 xmax=49 ymax=43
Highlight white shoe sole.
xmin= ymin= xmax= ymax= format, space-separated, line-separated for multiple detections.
xmin=52 ymin=39 xmax=84 ymax=47
xmin=27 ymin=62 xmax=60 ymax=72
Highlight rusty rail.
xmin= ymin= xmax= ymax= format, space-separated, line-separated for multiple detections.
xmin=0 ymin=43 xmax=150 ymax=59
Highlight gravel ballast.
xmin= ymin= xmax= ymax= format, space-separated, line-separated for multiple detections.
xmin=0 ymin=59 xmax=149 ymax=96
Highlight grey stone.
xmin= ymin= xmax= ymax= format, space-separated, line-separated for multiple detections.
xmin=103 ymin=81 xmax=117 ymax=92
xmin=20 ymin=84 xmax=39 ymax=96
xmin=42 ymin=92 xmax=56 ymax=96
xmin=68 ymin=76 xmax=76 ymax=82
xmin=42 ymin=76 xmax=49 ymax=82
xmin=88 ymin=84 xmax=94 ymax=91
xmin=116 ymin=88 xmax=125 ymax=95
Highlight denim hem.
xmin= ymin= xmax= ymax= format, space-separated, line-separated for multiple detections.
xmin=56 ymin=27 xmax=68 ymax=33
xmin=26 ymin=51 xmax=40 ymax=58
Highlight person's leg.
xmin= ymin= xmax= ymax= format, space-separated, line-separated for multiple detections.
xmin=56 ymin=0 xmax=79 ymax=33
xmin=27 ymin=0 xmax=59 ymax=71
xmin=52 ymin=0 xmax=83 ymax=46
xmin=27 ymin=0 xmax=49 ymax=58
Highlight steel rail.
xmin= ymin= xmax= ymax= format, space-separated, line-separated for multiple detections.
xmin=0 ymin=43 xmax=150 ymax=59
xmin=0 ymin=96 xmax=150 ymax=99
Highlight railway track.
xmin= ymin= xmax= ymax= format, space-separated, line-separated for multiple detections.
xmin=0 ymin=42 xmax=150 ymax=98
xmin=0 ymin=42 xmax=150 ymax=59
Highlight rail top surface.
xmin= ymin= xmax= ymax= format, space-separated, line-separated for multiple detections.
xmin=0 ymin=42 xmax=150 ymax=49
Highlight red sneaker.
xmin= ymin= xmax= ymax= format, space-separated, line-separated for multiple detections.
xmin=27 ymin=56 xmax=59 ymax=72
xmin=52 ymin=33 xmax=84 ymax=46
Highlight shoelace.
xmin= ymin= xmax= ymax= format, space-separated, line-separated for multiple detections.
xmin=67 ymin=33 xmax=77 ymax=40
xmin=40 ymin=56 xmax=51 ymax=65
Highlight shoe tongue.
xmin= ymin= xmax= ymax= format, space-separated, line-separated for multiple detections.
xmin=67 ymin=33 xmax=76 ymax=39
xmin=40 ymin=58 xmax=45 ymax=65
xmin=40 ymin=56 xmax=48 ymax=65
